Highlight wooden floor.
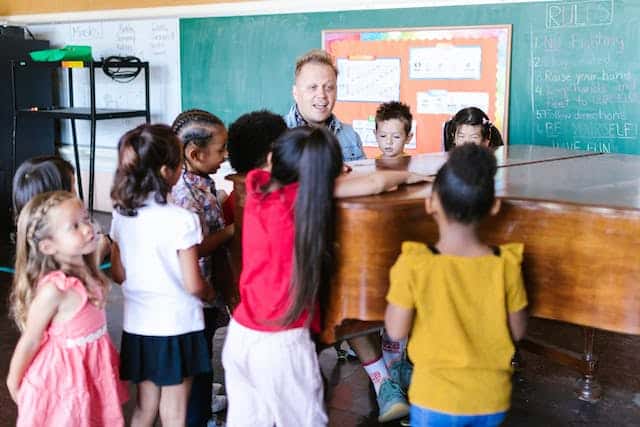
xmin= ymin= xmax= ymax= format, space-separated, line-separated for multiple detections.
xmin=1 ymin=270 xmax=640 ymax=426
xmin=1 ymin=225 xmax=640 ymax=426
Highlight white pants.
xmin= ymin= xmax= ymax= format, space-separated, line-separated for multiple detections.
xmin=222 ymin=319 xmax=328 ymax=427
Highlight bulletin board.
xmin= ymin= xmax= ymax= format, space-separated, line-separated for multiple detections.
xmin=323 ymin=25 xmax=511 ymax=156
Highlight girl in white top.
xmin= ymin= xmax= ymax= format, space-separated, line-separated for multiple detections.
xmin=109 ymin=123 xmax=214 ymax=427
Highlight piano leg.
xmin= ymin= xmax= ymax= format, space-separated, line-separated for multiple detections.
xmin=519 ymin=325 xmax=602 ymax=402
xmin=575 ymin=327 xmax=602 ymax=403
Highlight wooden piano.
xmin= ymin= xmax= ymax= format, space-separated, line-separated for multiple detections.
xmin=227 ymin=145 xmax=640 ymax=402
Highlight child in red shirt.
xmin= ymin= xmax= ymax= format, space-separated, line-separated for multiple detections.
xmin=222 ymin=126 xmax=426 ymax=426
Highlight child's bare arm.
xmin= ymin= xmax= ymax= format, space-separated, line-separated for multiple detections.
xmin=95 ymin=235 xmax=112 ymax=263
xmin=508 ymin=308 xmax=528 ymax=342
xmin=178 ymin=245 xmax=214 ymax=302
xmin=109 ymin=242 xmax=126 ymax=285
xmin=334 ymin=171 xmax=430 ymax=198
xmin=6 ymin=284 xmax=61 ymax=402
xmin=384 ymin=303 xmax=415 ymax=341
xmin=197 ymin=224 xmax=234 ymax=257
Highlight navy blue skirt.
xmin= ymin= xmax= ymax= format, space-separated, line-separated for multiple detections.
xmin=120 ymin=330 xmax=211 ymax=386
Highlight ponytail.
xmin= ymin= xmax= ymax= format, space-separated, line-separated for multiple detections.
xmin=110 ymin=124 xmax=182 ymax=216
xmin=434 ymin=144 xmax=497 ymax=223
xmin=487 ymin=123 xmax=504 ymax=149
xmin=270 ymin=127 xmax=343 ymax=326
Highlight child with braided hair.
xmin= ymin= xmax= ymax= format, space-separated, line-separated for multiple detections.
xmin=172 ymin=109 xmax=234 ymax=426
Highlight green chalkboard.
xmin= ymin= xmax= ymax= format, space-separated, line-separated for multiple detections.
xmin=181 ymin=0 xmax=640 ymax=154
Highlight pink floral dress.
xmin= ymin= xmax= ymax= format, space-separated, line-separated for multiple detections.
xmin=16 ymin=271 xmax=129 ymax=427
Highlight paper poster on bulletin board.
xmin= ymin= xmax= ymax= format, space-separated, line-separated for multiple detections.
xmin=323 ymin=25 xmax=511 ymax=156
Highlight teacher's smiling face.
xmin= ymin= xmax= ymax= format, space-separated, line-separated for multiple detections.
xmin=292 ymin=62 xmax=337 ymax=127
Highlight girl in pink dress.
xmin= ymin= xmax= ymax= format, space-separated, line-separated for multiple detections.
xmin=6 ymin=190 xmax=128 ymax=427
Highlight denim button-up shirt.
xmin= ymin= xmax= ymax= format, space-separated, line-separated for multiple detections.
xmin=284 ymin=105 xmax=366 ymax=161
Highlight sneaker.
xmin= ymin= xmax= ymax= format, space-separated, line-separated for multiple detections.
xmin=206 ymin=418 xmax=225 ymax=427
xmin=211 ymin=382 xmax=227 ymax=413
xmin=335 ymin=346 xmax=349 ymax=362
xmin=377 ymin=379 xmax=410 ymax=423
xmin=212 ymin=382 xmax=223 ymax=396
xmin=389 ymin=359 xmax=413 ymax=392
xmin=335 ymin=341 xmax=359 ymax=362
xmin=211 ymin=395 xmax=227 ymax=413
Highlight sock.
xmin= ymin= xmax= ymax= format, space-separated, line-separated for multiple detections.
xmin=362 ymin=356 xmax=390 ymax=395
xmin=382 ymin=331 xmax=407 ymax=369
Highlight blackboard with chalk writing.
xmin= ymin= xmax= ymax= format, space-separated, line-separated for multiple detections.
xmin=181 ymin=0 xmax=640 ymax=154
xmin=530 ymin=1 xmax=640 ymax=154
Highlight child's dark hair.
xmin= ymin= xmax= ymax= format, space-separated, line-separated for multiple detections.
xmin=111 ymin=124 xmax=182 ymax=216
xmin=444 ymin=107 xmax=504 ymax=151
xmin=268 ymin=127 xmax=343 ymax=326
xmin=12 ymin=155 xmax=75 ymax=219
xmin=433 ymin=144 xmax=497 ymax=224
xmin=227 ymin=110 xmax=287 ymax=173
xmin=375 ymin=101 xmax=413 ymax=135
xmin=172 ymin=109 xmax=225 ymax=149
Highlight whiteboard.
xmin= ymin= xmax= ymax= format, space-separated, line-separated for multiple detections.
xmin=30 ymin=18 xmax=180 ymax=149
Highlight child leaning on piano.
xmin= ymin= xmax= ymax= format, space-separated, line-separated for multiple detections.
xmin=385 ymin=144 xmax=528 ymax=427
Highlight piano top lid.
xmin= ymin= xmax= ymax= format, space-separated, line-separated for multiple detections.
xmin=342 ymin=145 xmax=640 ymax=211
xmin=495 ymin=152 xmax=640 ymax=210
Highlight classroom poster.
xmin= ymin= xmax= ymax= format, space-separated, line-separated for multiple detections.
xmin=324 ymin=26 xmax=511 ymax=155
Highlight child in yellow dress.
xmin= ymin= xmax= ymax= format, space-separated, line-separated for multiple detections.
xmin=385 ymin=144 xmax=528 ymax=427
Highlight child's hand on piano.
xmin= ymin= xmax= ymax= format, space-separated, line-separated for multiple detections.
xmin=405 ymin=173 xmax=433 ymax=185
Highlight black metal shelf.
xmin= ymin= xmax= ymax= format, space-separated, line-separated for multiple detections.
xmin=17 ymin=107 xmax=149 ymax=120
xmin=10 ymin=60 xmax=151 ymax=212
xmin=14 ymin=60 xmax=148 ymax=69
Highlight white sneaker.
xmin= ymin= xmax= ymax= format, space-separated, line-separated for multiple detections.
xmin=211 ymin=395 xmax=227 ymax=413
xmin=212 ymin=382 xmax=224 ymax=396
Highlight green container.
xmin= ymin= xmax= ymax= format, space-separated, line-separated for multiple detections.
xmin=30 ymin=45 xmax=93 ymax=62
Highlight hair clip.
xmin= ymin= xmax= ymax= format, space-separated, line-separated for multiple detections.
xmin=482 ymin=117 xmax=493 ymax=127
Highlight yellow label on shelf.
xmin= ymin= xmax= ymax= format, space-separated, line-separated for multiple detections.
xmin=61 ymin=61 xmax=84 ymax=68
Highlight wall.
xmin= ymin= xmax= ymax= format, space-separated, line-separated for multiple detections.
xmin=182 ymin=0 xmax=640 ymax=155
xmin=3 ymin=0 xmax=241 ymax=16
xmin=2 ymin=1 xmax=544 ymax=21
xmin=1 ymin=0 xmax=549 ymax=213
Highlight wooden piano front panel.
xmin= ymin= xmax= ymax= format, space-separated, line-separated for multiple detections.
xmin=323 ymin=196 xmax=640 ymax=343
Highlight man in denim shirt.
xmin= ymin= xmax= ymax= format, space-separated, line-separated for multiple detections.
xmin=284 ymin=49 xmax=366 ymax=162
xmin=285 ymin=50 xmax=411 ymax=424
